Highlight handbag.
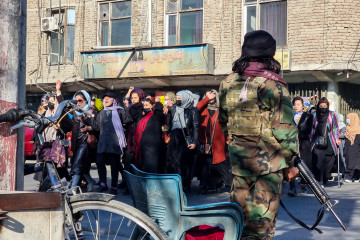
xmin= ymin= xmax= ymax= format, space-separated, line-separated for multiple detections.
xmin=80 ymin=117 xmax=98 ymax=148
xmin=87 ymin=132 xmax=98 ymax=148
xmin=315 ymin=136 xmax=327 ymax=148
xmin=39 ymin=140 xmax=66 ymax=168
xmin=199 ymin=112 xmax=218 ymax=155
xmin=314 ymin=124 xmax=328 ymax=149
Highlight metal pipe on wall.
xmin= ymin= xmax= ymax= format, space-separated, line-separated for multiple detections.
xmin=0 ymin=0 xmax=27 ymax=191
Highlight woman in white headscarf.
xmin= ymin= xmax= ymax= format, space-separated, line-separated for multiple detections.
xmin=166 ymin=90 xmax=199 ymax=193
xmin=67 ymin=90 xmax=96 ymax=192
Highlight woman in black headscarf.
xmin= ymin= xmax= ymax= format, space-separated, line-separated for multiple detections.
xmin=310 ymin=98 xmax=340 ymax=186
xmin=129 ymin=97 xmax=164 ymax=173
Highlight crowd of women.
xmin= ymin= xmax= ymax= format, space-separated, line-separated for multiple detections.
xmin=36 ymin=81 xmax=231 ymax=195
xmin=289 ymin=95 xmax=360 ymax=196
xmin=35 ymin=78 xmax=360 ymax=196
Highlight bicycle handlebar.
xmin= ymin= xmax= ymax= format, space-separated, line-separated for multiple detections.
xmin=4 ymin=100 xmax=94 ymax=133
xmin=66 ymin=100 xmax=95 ymax=118
xmin=10 ymin=119 xmax=36 ymax=132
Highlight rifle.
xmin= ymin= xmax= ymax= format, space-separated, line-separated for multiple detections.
xmin=293 ymin=157 xmax=347 ymax=231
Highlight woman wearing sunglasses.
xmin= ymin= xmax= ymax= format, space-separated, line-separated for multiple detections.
xmin=129 ymin=96 xmax=165 ymax=173
xmin=66 ymin=90 xmax=97 ymax=192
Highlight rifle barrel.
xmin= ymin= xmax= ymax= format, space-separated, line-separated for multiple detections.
xmin=326 ymin=202 xmax=347 ymax=231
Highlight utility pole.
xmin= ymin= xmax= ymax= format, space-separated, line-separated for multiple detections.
xmin=0 ymin=0 xmax=27 ymax=191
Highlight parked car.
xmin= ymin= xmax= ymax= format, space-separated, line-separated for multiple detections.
xmin=25 ymin=127 xmax=35 ymax=160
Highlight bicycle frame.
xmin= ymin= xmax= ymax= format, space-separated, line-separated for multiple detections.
xmin=10 ymin=100 xmax=93 ymax=192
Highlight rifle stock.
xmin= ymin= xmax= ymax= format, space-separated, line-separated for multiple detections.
xmin=294 ymin=157 xmax=347 ymax=231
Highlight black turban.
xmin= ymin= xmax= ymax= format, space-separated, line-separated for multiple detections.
xmin=242 ymin=30 xmax=276 ymax=58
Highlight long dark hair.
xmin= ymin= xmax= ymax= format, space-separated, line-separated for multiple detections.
xmin=232 ymin=55 xmax=281 ymax=75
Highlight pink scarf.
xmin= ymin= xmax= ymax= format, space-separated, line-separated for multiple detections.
xmin=243 ymin=62 xmax=287 ymax=86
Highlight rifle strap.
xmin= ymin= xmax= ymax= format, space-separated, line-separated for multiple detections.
xmin=280 ymin=200 xmax=324 ymax=234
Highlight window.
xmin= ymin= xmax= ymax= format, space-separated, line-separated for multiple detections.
xmin=50 ymin=9 xmax=75 ymax=64
xmin=165 ymin=0 xmax=203 ymax=45
xmin=243 ymin=0 xmax=287 ymax=46
xmin=99 ymin=0 xmax=132 ymax=46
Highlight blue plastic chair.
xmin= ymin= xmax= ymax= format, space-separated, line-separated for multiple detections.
xmin=123 ymin=165 xmax=243 ymax=240
xmin=129 ymin=164 xmax=188 ymax=206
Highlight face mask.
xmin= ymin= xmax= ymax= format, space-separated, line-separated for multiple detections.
xmin=48 ymin=102 xmax=55 ymax=110
xmin=143 ymin=108 xmax=152 ymax=114
xmin=164 ymin=101 xmax=168 ymax=106
xmin=346 ymin=119 xmax=351 ymax=125
xmin=319 ymin=107 xmax=328 ymax=114
xmin=176 ymin=100 xmax=182 ymax=106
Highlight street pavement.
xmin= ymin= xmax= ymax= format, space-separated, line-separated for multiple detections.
xmin=23 ymin=164 xmax=359 ymax=239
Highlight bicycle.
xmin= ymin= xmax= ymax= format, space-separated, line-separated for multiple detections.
xmin=0 ymin=101 xmax=169 ymax=240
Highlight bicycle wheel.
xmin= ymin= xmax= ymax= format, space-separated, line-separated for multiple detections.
xmin=66 ymin=194 xmax=169 ymax=240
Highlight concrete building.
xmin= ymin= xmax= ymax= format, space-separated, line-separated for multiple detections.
xmin=25 ymin=0 xmax=360 ymax=114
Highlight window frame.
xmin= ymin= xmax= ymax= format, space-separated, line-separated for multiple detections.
xmin=242 ymin=0 xmax=287 ymax=47
xmin=97 ymin=0 xmax=132 ymax=47
xmin=49 ymin=8 xmax=76 ymax=65
xmin=164 ymin=0 xmax=204 ymax=46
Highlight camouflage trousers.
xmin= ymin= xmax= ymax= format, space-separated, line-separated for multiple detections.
xmin=230 ymin=171 xmax=283 ymax=240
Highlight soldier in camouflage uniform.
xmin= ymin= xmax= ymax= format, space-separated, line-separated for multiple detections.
xmin=219 ymin=30 xmax=299 ymax=240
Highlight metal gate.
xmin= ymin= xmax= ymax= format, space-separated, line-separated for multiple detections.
xmin=338 ymin=83 xmax=360 ymax=117
xmin=288 ymin=82 xmax=360 ymax=116
xmin=288 ymin=82 xmax=328 ymax=107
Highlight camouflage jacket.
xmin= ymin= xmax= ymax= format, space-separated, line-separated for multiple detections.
xmin=219 ymin=73 xmax=299 ymax=177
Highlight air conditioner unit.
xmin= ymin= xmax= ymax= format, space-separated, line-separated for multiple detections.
xmin=41 ymin=17 xmax=59 ymax=32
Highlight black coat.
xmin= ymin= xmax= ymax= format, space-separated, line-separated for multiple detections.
xmin=344 ymin=135 xmax=360 ymax=170
xmin=169 ymin=106 xmax=200 ymax=146
xmin=129 ymin=102 xmax=164 ymax=173
xmin=60 ymin=113 xmax=92 ymax=175
xmin=298 ymin=111 xmax=313 ymax=140
xmin=91 ymin=107 xmax=133 ymax=154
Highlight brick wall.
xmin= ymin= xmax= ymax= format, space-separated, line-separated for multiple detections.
xmin=288 ymin=0 xmax=360 ymax=71
xmin=26 ymin=0 xmax=360 ymax=89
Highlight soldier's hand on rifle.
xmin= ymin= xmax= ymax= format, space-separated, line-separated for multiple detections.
xmin=283 ymin=166 xmax=299 ymax=182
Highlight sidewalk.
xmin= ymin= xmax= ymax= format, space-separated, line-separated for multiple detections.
xmin=23 ymin=166 xmax=359 ymax=239
xmin=275 ymin=179 xmax=359 ymax=239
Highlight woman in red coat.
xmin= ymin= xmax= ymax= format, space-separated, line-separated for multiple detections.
xmin=196 ymin=90 xmax=232 ymax=193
